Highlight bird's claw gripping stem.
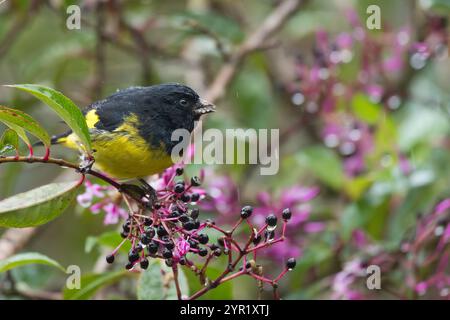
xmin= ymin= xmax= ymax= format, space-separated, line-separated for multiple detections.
xmin=78 ymin=156 xmax=95 ymax=174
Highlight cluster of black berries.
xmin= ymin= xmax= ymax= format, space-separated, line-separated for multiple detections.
xmin=106 ymin=169 xmax=218 ymax=270
xmin=240 ymin=205 xmax=297 ymax=271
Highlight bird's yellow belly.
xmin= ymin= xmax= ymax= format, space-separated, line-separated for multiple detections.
xmin=65 ymin=131 xmax=173 ymax=180
xmin=91 ymin=134 xmax=173 ymax=180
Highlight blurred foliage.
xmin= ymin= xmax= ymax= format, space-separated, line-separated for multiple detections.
xmin=0 ymin=0 xmax=449 ymax=300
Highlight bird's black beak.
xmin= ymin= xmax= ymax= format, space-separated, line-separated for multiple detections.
xmin=194 ymin=98 xmax=216 ymax=116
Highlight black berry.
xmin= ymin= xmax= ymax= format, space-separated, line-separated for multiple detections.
xmin=147 ymin=241 xmax=159 ymax=254
xmin=125 ymin=262 xmax=134 ymax=270
xmin=265 ymin=214 xmax=277 ymax=227
xmin=144 ymin=217 xmax=153 ymax=226
xmin=140 ymin=234 xmax=152 ymax=245
xmin=264 ymin=230 xmax=275 ymax=241
xmin=190 ymin=208 xmax=200 ymax=219
xmin=106 ymin=254 xmax=115 ymax=264
xmin=175 ymin=167 xmax=184 ymax=176
xmin=197 ymin=233 xmax=209 ymax=244
xmin=282 ymin=208 xmax=292 ymax=221
xmin=144 ymin=227 xmax=155 ymax=238
xmin=191 ymin=193 xmax=200 ymax=202
xmin=183 ymin=220 xmax=196 ymax=231
xmin=198 ymin=248 xmax=208 ymax=257
xmin=157 ymin=225 xmax=168 ymax=237
xmin=193 ymin=220 xmax=200 ymax=229
xmin=240 ymin=206 xmax=253 ymax=219
xmin=165 ymin=240 xmax=175 ymax=250
xmin=188 ymin=239 xmax=198 ymax=249
xmin=178 ymin=214 xmax=190 ymax=223
xmin=122 ymin=221 xmax=131 ymax=232
xmin=128 ymin=250 xmax=139 ymax=262
xmin=140 ymin=258 xmax=149 ymax=270
xmin=165 ymin=259 xmax=173 ymax=267
xmin=190 ymin=176 xmax=201 ymax=186
xmin=162 ymin=248 xmax=173 ymax=259
xmin=253 ymin=234 xmax=262 ymax=245
xmin=174 ymin=183 xmax=185 ymax=194
xmin=181 ymin=194 xmax=191 ymax=202
xmin=286 ymin=257 xmax=296 ymax=269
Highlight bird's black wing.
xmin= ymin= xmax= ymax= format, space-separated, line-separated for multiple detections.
xmin=88 ymin=87 xmax=147 ymax=132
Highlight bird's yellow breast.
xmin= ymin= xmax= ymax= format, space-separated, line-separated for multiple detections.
xmin=64 ymin=111 xmax=173 ymax=180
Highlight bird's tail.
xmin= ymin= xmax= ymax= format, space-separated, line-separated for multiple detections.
xmin=33 ymin=130 xmax=72 ymax=147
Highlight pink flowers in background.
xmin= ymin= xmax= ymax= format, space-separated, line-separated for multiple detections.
xmin=409 ymin=198 xmax=450 ymax=298
xmin=198 ymin=170 xmax=240 ymax=220
xmin=322 ymin=115 xmax=374 ymax=177
xmin=331 ymin=258 xmax=365 ymax=300
xmin=199 ymin=173 xmax=321 ymax=261
xmin=77 ymin=180 xmax=127 ymax=225
xmin=252 ymin=185 xmax=321 ymax=260
xmin=331 ymin=198 xmax=450 ymax=299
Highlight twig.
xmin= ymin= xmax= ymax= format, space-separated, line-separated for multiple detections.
xmin=205 ymin=0 xmax=304 ymax=103
xmin=172 ymin=265 xmax=183 ymax=300
xmin=0 ymin=228 xmax=36 ymax=260
xmin=0 ymin=156 xmax=143 ymax=203
xmin=90 ymin=1 xmax=107 ymax=100
xmin=0 ymin=0 xmax=42 ymax=60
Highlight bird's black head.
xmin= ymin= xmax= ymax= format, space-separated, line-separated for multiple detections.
xmin=89 ymin=83 xmax=215 ymax=156
xmin=144 ymin=83 xmax=215 ymax=122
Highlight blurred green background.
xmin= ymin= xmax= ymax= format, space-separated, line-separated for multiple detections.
xmin=0 ymin=0 xmax=449 ymax=299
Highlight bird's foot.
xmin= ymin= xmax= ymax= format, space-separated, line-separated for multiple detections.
xmin=119 ymin=183 xmax=147 ymax=201
xmin=78 ymin=157 xmax=95 ymax=174
xmin=138 ymin=179 xmax=158 ymax=207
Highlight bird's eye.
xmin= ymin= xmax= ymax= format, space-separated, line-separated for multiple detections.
xmin=179 ymin=99 xmax=188 ymax=106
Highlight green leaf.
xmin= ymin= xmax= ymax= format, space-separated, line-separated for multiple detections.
xmin=0 ymin=252 xmax=64 ymax=273
xmin=63 ymin=271 xmax=128 ymax=300
xmin=85 ymin=231 xmax=131 ymax=254
xmin=0 ymin=181 xmax=81 ymax=228
xmin=6 ymin=84 xmax=91 ymax=152
xmin=137 ymin=260 xmax=189 ymax=300
xmin=351 ymin=94 xmax=381 ymax=124
xmin=0 ymin=129 xmax=19 ymax=155
xmin=3 ymin=123 xmax=30 ymax=146
xmin=296 ymin=146 xmax=345 ymax=190
xmin=0 ymin=105 xmax=50 ymax=146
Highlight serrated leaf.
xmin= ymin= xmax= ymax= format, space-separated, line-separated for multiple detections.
xmin=0 ymin=129 xmax=19 ymax=155
xmin=0 ymin=105 xmax=50 ymax=146
xmin=63 ymin=270 xmax=128 ymax=300
xmin=6 ymin=84 xmax=91 ymax=153
xmin=0 ymin=252 xmax=65 ymax=273
xmin=0 ymin=181 xmax=81 ymax=228
xmin=137 ymin=260 xmax=189 ymax=300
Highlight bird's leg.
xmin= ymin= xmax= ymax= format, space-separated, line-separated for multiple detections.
xmin=78 ymin=154 xmax=95 ymax=174
xmin=138 ymin=178 xmax=158 ymax=205
xmin=119 ymin=183 xmax=147 ymax=201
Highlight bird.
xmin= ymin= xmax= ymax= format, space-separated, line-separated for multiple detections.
xmin=50 ymin=83 xmax=215 ymax=181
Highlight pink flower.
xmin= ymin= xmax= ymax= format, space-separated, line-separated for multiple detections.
xmin=176 ymin=238 xmax=191 ymax=256
xmin=435 ymin=199 xmax=450 ymax=215
xmin=415 ymin=282 xmax=428 ymax=295
xmin=102 ymin=203 xmax=128 ymax=225
xmin=76 ymin=181 xmax=108 ymax=207
xmin=303 ymin=222 xmax=326 ymax=233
